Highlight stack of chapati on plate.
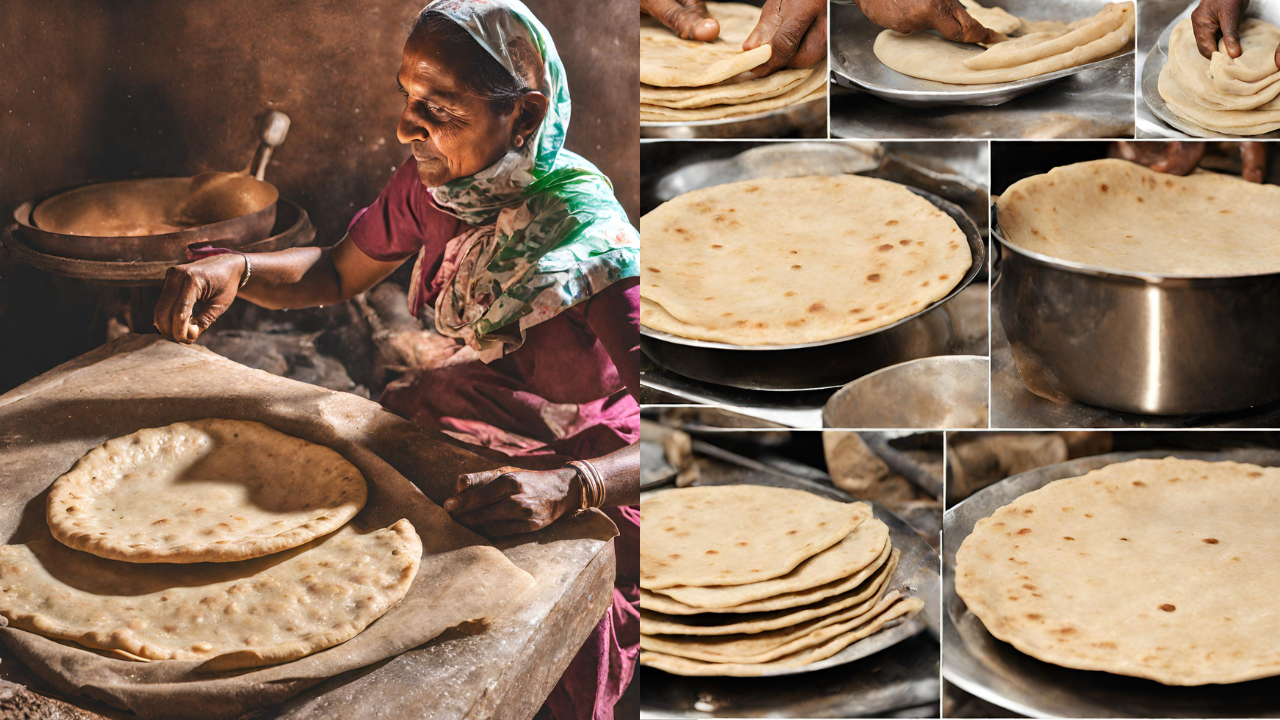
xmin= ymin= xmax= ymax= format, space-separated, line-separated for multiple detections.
xmin=640 ymin=2 xmax=826 ymax=123
xmin=1158 ymin=17 xmax=1280 ymax=135
xmin=0 ymin=419 xmax=495 ymax=669
xmin=641 ymin=174 xmax=972 ymax=345
xmin=639 ymin=485 xmax=923 ymax=676
xmin=956 ymin=457 xmax=1280 ymax=685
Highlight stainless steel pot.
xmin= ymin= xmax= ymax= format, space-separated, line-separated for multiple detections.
xmin=641 ymin=188 xmax=986 ymax=391
xmin=994 ymin=207 xmax=1280 ymax=415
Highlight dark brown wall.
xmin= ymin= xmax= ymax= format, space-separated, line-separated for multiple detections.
xmin=0 ymin=0 xmax=638 ymax=392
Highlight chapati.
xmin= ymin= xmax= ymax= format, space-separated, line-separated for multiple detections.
xmin=640 ymin=2 xmax=770 ymax=87
xmin=955 ymin=457 xmax=1280 ymax=685
xmin=1158 ymin=18 xmax=1280 ymax=135
xmin=873 ymin=2 xmax=1134 ymax=85
xmin=641 ymin=486 xmax=867 ymax=589
xmin=654 ymin=518 xmax=890 ymax=608
xmin=639 ymin=68 xmax=827 ymax=121
xmin=47 ymin=420 xmax=367 ymax=563
xmin=640 ymin=68 xmax=812 ymax=109
xmin=640 ymin=174 xmax=971 ymax=345
xmin=641 ymin=551 xmax=899 ymax=636
xmin=639 ymin=542 xmax=892 ymax=615
xmin=638 ymin=597 xmax=924 ymax=676
xmin=0 ymin=519 xmax=420 ymax=669
xmin=997 ymin=158 xmax=1280 ymax=276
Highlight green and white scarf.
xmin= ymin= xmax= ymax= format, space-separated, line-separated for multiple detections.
xmin=410 ymin=0 xmax=639 ymax=363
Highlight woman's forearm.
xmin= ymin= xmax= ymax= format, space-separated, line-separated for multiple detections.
xmin=589 ymin=442 xmax=640 ymax=509
xmin=236 ymin=247 xmax=345 ymax=310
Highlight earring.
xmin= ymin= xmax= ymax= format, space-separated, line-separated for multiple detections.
xmin=514 ymin=135 xmax=524 ymax=147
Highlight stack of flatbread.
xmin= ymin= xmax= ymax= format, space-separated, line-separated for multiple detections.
xmin=0 ymin=420 xmax=429 ymax=669
xmin=873 ymin=1 xmax=1135 ymax=85
xmin=640 ymin=2 xmax=826 ymax=123
xmin=640 ymin=174 xmax=972 ymax=346
xmin=639 ymin=485 xmax=923 ymax=676
xmin=956 ymin=457 xmax=1280 ymax=685
xmin=1158 ymin=17 xmax=1280 ymax=135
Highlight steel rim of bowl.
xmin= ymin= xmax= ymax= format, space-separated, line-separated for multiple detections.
xmin=640 ymin=186 xmax=986 ymax=351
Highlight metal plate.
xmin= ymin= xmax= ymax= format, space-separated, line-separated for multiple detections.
xmin=822 ymin=355 xmax=990 ymax=429
xmin=642 ymin=471 xmax=940 ymax=716
xmin=830 ymin=0 xmax=1134 ymax=108
xmin=641 ymin=440 xmax=678 ymax=490
xmin=943 ymin=449 xmax=1280 ymax=718
xmin=1140 ymin=1 xmax=1280 ymax=139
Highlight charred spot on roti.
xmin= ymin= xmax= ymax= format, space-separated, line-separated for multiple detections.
xmin=1160 ymin=604 xmax=1176 ymax=612
xmin=866 ymin=274 xmax=881 ymax=282
xmin=1203 ymin=538 xmax=1219 ymax=544
xmin=807 ymin=302 xmax=825 ymax=313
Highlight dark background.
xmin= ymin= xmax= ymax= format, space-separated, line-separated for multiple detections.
xmin=0 ymin=0 xmax=638 ymax=393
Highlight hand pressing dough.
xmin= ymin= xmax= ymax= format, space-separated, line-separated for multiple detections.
xmin=47 ymin=420 xmax=367 ymax=563
xmin=1158 ymin=18 xmax=1280 ymax=135
xmin=873 ymin=2 xmax=1134 ymax=85
xmin=640 ymin=2 xmax=771 ymax=87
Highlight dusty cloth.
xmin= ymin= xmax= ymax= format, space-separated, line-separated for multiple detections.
xmin=0 ymin=336 xmax=538 ymax=720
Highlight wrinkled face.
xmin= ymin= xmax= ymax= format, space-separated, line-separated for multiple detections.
xmin=396 ymin=28 xmax=518 ymax=188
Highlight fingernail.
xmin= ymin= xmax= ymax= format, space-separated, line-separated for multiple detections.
xmin=444 ymin=499 xmax=456 ymax=512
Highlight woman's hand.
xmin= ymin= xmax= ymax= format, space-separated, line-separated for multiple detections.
xmin=1114 ymin=141 xmax=1266 ymax=183
xmin=855 ymin=0 xmax=996 ymax=44
xmin=1191 ymin=0 xmax=1249 ymax=59
xmin=153 ymin=253 xmax=245 ymax=344
xmin=642 ymin=0 xmax=721 ymax=41
xmin=444 ymin=466 xmax=582 ymax=536
xmin=744 ymin=0 xmax=827 ymax=76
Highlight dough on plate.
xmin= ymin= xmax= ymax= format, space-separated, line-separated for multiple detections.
xmin=997 ymin=158 xmax=1280 ymax=276
xmin=1158 ymin=18 xmax=1280 ymax=135
xmin=0 ymin=519 xmax=420 ymax=669
xmin=641 ymin=68 xmax=812 ymax=109
xmin=956 ymin=457 xmax=1280 ymax=685
xmin=641 ymin=174 xmax=970 ymax=346
xmin=639 ymin=68 xmax=826 ymax=121
xmin=47 ymin=420 xmax=367 ymax=563
xmin=873 ymin=2 xmax=1134 ymax=85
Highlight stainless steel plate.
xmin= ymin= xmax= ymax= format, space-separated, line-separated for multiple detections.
xmin=943 ymin=449 xmax=1280 ymax=718
xmin=822 ymin=355 xmax=990 ymax=429
xmin=1140 ymin=1 xmax=1280 ymax=139
xmin=830 ymin=0 xmax=1134 ymax=108
xmin=641 ymin=472 xmax=940 ymax=715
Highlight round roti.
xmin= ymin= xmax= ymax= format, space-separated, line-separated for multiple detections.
xmin=641 ymin=174 xmax=971 ymax=345
xmin=956 ymin=457 xmax=1280 ymax=685
xmin=47 ymin=419 xmax=367 ymax=563
xmin=641 ymin=486 xmax=868 ymax=589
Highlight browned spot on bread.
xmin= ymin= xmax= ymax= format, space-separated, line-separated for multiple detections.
xmin=878 ymin=244 xmax=894 ymax=252
xmin=705 ymin=550 xmax=719 ymax=555
xmin=787 ymin=530 xmax=798 ymax=535
xmin=647 ymin=267 xmax=661 ymax=274
xmin=1133 ymin=480 xmax=1146 ymax=487
xmin=745 ymin=185 xmax=760 ymax=193
xmin=885 ymin=220 xmax=899 ymax=226
xmin=1023 ymin=583 xmax=1037 ymax=590
xmin=1120 ymin=537 xmax=1129 ymax=542
xmin=921 ymin=281 xmax=931 ymax=287
xmin=669 ymin=554 xmax=681 ymax=560
xmin=808 ymin=302 xmax=826 ymax=313
xmin=1063 ymin=536 xmax=1075 ymax=541
xmin=939 ymin=274 xmax=950 ymax=281
xmin=1100 ymin=183 xmax=1109 ymax=192
xmin=867 ymin=274 xmax=881 ymax=282
xmin=1095 ymin=641 xmax=1118 ymax=649
xmin=1203 ymin=538 xmax=1219 ymax=544
xmin=735 ymin=541 xmax=749 ymax=547
xmin=1249 ymin=471 xmax=1263 ymax=477
xmin=1056 ymin=626 xmax=1077 ymax=635
xmin=1160 ymin=604 xmax=1176 ymax=612
xmin=1026 ymin=613 xmax=1043 ymax=621
xmin=711 ymin=244 xmax=723 ymax=249
xmin=899 ymin=239 xmax=912 ymax=246
xmin=791 ymin=264 xmax=802 ymax=270
xmin=1016 ymin=528 xmax=1032 ymax=535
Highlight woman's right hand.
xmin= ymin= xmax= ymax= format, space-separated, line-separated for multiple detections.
xmin=855 ymin=0 xmax=995 ymax=44
xmin=1191 ymin=0 xmax=1249 ymax=59
xmin=153 ymin=253 xmax=245 ymax=344
xmin=642 ymin=0 xmax=721 ymax=41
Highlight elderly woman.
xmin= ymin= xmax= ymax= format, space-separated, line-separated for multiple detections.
xmin=153 ymin=1 xmax=639 ymax=716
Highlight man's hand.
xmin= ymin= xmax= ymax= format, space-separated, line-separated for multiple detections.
xmin=743 ymin=0 xmax=827 ymax=76
xmin=444 ymin=466 xmax=582 ymax=536
xmin=153 ymin=253 xmax=245 ymax=344
xmin=642 ymin=0 xmax=720 ymax=41
xmin=1191 ymin=0 xmax=1249 ymax=59
xmin=855 ymin=0 xmax=996 ymax=45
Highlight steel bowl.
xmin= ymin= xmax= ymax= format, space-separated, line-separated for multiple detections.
xmin=640 ymin=187 xmax=986 ymax=391
xmin=822 ymin=355 xmax=989 ymax=429
xmin=17 ymin=177 xmax=278 ymax=262
xmin=994 ymin=206 xmax=1280 ymax=415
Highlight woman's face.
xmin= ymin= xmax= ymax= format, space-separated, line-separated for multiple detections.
xmin=396 ymin=28 xmax=519 ymax=188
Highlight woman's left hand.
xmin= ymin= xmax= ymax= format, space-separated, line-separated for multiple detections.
xmin=444 ymin=466 xmax=581 ymax=536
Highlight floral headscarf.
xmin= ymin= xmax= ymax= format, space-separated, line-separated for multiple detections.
xmin=409 ymin=0 xmax=639 ymax=363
